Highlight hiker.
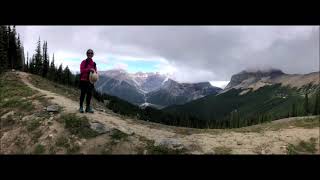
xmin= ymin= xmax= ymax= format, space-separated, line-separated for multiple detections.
xmin=79 ymin=49 xmax=97 ymax=113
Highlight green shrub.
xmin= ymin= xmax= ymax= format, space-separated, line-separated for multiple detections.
xmin=287 ymin=138 xmax=318 ymax=154
xmin=34 ymin=144 xmax=45 ymax=154
xmin=55 ymin=136 xmax=70 ymax=148
xmin=61 ymin=113 xmax=98 ymax=138
xmin=110 ymin=129 xmax=129 ymax=141
xmin=27 ymin=119 xmax=41 ymax=132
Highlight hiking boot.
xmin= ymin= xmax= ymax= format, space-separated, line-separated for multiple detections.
xmin=85 ymin=106 xmax=94 ymax=113
xmin=79 ymin=106 xmax=84 ymax=113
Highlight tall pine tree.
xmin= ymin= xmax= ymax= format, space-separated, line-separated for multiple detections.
xmin=0 ymin=25 xmax=25 ymax=72
xmin=291 ymin=103 xmax=297 ymax=117
xmin=313 ymin=90 xmax=320 ymax=115
xmin=63 ymin=65 xmax=72 ymax=85
xmin=48 ymin=53 xmax=56 ymax=81
xmin=34 ymin=37 xmax=42 ymax=75
xmin=7 ymin=26 xmax=18 ymax=70
xmin=304 ymin=93 xmax=309 ymax=115
xmin=56 ymin=63 xmax=63 ymax=83
xmin=16 ymin=33 xmax=23 ymax=70
xmin=0 ymin=25 xmax=8 ymax=72
xmin=29 ymin=55 xmax=36 ymax=74
xmin=42 ymin=41 xmax=49 ymax=77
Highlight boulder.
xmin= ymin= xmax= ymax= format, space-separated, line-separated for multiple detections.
xmin=155 ymin=138 xmax=184 ymax=150
xmin=90 ymin=122 xmax=112 ymax=134
xmin=46 ymin=105 xmax=59 ymax=112
xmin=1 ymin=111 xmax=15 ymax=119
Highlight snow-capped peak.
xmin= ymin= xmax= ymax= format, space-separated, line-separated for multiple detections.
xmin=161 ymin=77 xmax=169 ymax=85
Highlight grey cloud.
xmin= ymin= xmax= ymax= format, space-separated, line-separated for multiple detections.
xmin=17 ymin=26 xmax=319 ymax=82
xmin=97 ymin=26 xmax=319 ymax=81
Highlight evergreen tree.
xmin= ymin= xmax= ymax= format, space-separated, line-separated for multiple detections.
xmin=230 ymin=110 xmax=241 ymax=128
xmin=62 ymin=65 xmax=72 ymax=85
xmin=304 ymin=93 xmax=309 ymax=115
xmin=21 ymin=45 xmax=25 ymax=71
xmin=16 ymin=33 xmax=23 ymax=70
xmin=42 ymin=41 xmax=49 ymax=77
xmin=29 ymin=55 xmax=36 ymax=74
xmin=313 ymin=90 xmax=320 ymax=115
xmin=236 ymin=111 xmax=240 ymax=127
xmin=56 ymin=64 xmax=63 ymax=83
xmin=7 ymin=26 xmax=18 ymax=70
xmin=230 ymin=111 xmax=234 ymax=128
xmin=34 ymin=37 xmax=42 ymax=75
xmin=0 ymin=26 xmax=25 ymax=72
xmin=0 ymin=25 xmax=8 ymax=72
xmin=6 ymin=26 xmax=12 ymax=69
xmin=48 ymin=53 xmax=56 ymax=81
xmin=3 ymin=26 xmax=9 ymax=69
xmin=291 ymin=103 xmax=297 ymax=117
xmin=74 ymin=73 xmax=80 ymax=88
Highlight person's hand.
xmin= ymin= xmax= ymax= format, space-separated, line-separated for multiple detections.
xmin=90 ymin=68 xmax=95 ymax=73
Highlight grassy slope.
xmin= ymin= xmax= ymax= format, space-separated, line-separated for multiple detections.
xmin=29 ymin=74 xmax=81 ymax=101
xmin=164 ymin=84 xmax=308 ymax=122
xmin=0 ymin=72 xmax=37 ymax=117
xmin=0 ymin=72 xmax=57 ymax=154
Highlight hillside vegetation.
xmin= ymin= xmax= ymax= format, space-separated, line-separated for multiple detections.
xmin=164 ymin=83 xmax=320 ymax=128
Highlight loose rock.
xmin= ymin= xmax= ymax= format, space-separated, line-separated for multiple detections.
xmin=90 ymin=122 xmax=113 ymax=134
xmin=155 ymin=138 xmax=184 ymax=150
xmin=46 ymin=105 xmax=59 ymax=112
xmin=1 ymin=111 xmax=15 ymax=119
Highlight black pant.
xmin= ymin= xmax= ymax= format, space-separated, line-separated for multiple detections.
xmin=80 ymin=81 xmax=94 ymax=107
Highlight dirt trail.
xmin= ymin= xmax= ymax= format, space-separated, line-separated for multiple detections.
xmin=18 ymin=72 xmax=320 ymax=154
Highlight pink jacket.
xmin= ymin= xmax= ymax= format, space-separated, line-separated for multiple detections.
xmin=80 ymin=58 xmax=97 ymax=81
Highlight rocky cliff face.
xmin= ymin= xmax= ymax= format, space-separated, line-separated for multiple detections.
xmin=224 ymin=69 xmax=285 ymax=90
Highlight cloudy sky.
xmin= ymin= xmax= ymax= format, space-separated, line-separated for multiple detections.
xmin=16 ymin=26 xmax=319 ymax=88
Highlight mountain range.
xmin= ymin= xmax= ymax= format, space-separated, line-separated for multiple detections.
xmin=163 ymin=69 xmax=320 ymax=123
xmin=94 ymin=69 xmax=222 ymax=108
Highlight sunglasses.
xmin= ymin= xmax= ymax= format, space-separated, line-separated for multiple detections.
xmin=87 ymin=52 xmax=94 ymax=55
